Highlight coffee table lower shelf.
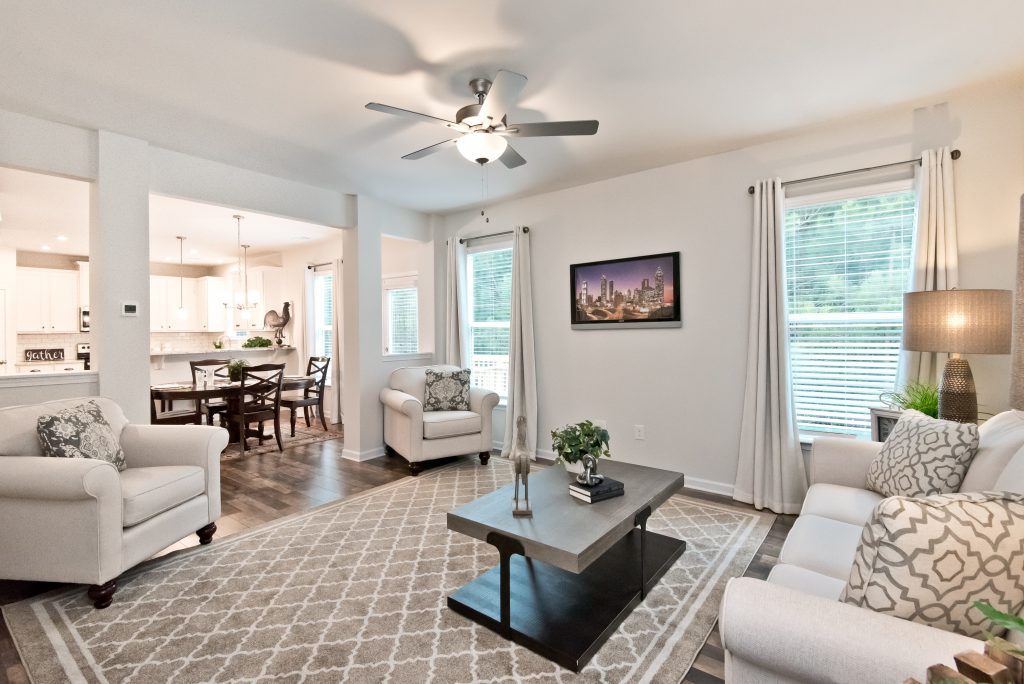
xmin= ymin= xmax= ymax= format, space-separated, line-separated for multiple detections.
xmin=447 ymin=528 xmax=686 ymax=672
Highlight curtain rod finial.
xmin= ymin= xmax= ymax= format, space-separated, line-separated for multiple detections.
xmin=951 ymin=149 xmax=961 ymax=160
xmin=747 ymin=185 xmax=755 ymax=195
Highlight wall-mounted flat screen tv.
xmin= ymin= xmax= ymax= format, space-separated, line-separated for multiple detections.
xmin=570 ymin=251 xmax=681 ymax=329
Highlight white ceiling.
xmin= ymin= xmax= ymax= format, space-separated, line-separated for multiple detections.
xmin=1 ymin=1 xmax=1023 ymax=213
xmin=0 ymin=166 xmax=338 ymax=264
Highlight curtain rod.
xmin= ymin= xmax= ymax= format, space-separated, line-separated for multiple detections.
xmin=306 ymin=261 xmax=337 ymax=269
xmin=746 ymin=149 xmax=961 ymax=195
xmin=458 ymin=226 xmax=529 ymax=245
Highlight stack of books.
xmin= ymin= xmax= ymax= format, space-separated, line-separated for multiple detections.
xmin=569 ymin=476 xmax=624 ymax=503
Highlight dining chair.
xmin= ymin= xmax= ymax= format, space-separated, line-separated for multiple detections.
xmin=150 ymin=391 xmax=201 ymax=425
xmin=280 ymin=356 xmax=331 ymax=436
xmin=227 ymin=363 xmax=285 ymax=454
xmin=189 ymin=359 xmax=231 ymax=425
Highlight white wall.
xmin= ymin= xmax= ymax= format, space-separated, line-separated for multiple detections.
xmin=0 ymin=248 xmax=15 ymax=375
xmin=437 ymin=77 xmax=1024 ymax=493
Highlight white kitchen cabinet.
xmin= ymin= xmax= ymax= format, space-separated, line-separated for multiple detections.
xmin=197 ymin=276 xmax=228 ymax=333
xmin=18 ymin=361 xmax=85 ymax=374
xmin=151 ymin=275 xmax=200 ymax=331
xmin=16 ymin=268 xmax=79 ymax=333
xmin=77 ymin=261 xmax=89 ymax=308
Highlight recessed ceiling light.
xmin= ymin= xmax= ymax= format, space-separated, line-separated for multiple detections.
xmin=56 ymin=235 xmax=69 ymax=242
xmin=40 ymin=245 xmax=52 ymax=251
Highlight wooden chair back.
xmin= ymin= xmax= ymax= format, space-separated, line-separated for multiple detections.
xmin=305 ymin=356 xmax=330 ymax=398
xmin=239 ymin=363 xmax=285 ymax=421
xmin=190 ymin=359 xmax=231 ymax=384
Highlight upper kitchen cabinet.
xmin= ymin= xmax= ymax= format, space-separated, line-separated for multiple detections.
xmin=196 ymin=276 xmax=228 ymax=333
xmin=16 ymin=268 xmax=80 ymax=333
xmin=150 ymin=275 xmax=199 ymax=332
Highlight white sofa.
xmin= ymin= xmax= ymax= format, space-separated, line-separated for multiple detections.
xmin=380 ymin=365 xmax=500 ymax=475
xmin=0 ymin=397 xmax=228 ymax=608
xmin=720 ymin=410 xmax=1024 ymax=684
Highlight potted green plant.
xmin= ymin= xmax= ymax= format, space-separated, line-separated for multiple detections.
xmin=227 ymin=359 xmax=249 ymax=382
xmin=242 ymin=336 xmax=273 ymax=349
xmin=550 ymin=420 xmax=611 ymax=475
xmin=879 ymin=381 xmax=940 ymax=418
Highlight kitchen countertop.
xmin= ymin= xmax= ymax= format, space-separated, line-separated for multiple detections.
xmin=149 ymin=346 xmax=296 ymax=357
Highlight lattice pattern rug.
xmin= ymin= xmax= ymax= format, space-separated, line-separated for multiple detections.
xmin=3 ymin=459 xmax=774 ymax=683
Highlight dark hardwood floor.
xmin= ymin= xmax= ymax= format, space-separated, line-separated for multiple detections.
xmin=0 ymin=434 xmax=793 ymax=684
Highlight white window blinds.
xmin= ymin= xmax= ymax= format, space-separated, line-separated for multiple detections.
xmin=467 ymin=245 xmax=513 ymax=398
xmin=385 ymin=287 xmax=419 ymax=354
xmin=313 ymin=271 xmax=333 ymax=360
xmin=784 ymin=185 xmax=916 ymax=437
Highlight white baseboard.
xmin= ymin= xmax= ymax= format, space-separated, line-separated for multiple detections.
xmin=684 ymin=477 xmax=735 ymax=497
xmin=342 ymin=446 xmax=385 ymax=462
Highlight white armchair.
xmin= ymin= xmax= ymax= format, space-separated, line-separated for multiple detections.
xmin=380 ymin=365 xmax=500 ymax=475
xmin=0 ymin=397 xmax=227 ymax=608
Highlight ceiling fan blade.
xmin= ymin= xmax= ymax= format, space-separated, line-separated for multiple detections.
xmin=365 ymin=103 xmax=467 ymax=131
xmin=504 ymin=120 xmax=599 ymax=137
xmin=401 ymin=139 xmax=457 ymax=160
xmin=479 ymin=70 xmax=528 ymax=124
xmin=498 ymin=144 xmax=527 ymax=169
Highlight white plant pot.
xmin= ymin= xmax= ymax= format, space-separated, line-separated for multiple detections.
xmin=563 ymin=460 xmax=584 ymax=475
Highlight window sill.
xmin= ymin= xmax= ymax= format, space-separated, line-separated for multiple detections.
xmin=381 ymin=352 xmax=434 ymax=363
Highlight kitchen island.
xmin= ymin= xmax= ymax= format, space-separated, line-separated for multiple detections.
xmin=150 ymin=346 xmax=299 ymax=384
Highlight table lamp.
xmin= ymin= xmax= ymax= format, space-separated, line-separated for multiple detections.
xmin=903 ymin=289 xmax=1012 ymax=423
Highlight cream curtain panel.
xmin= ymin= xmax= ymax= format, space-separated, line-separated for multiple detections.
xmin=330 ymin=258 xmax=343 ymax=424
xmin=1012 ymin=194 xmax=1024 ymax=410
xmin=501 ymin=226 xmax=538 ymax=459
xmin=734 ymin=179 xmax=807 ymax=514
xmin=898 ymin=146 xmax=960 ymax=387
xmin=445 ymin=238 xmax=468 ymax=366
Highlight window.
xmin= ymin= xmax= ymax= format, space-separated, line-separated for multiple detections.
xmin=784 ymin=183 xmax=916 ymax=438
xmin=467 ymin=244 xmax=513 ymax=399
xmin=312 ymin=269 xmax=333 ymax=362
xmin=383 ymin=275 xmax=418 ymax=355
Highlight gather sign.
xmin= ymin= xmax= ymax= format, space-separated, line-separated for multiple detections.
xmin=25 ymin=348 xmax=65 ymax=362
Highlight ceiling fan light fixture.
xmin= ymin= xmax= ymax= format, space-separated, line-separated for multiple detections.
xmin=456 ymin=132 xmax=507 ymax=165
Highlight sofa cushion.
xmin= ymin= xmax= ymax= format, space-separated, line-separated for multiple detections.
xmin=767 ymin=563 xmax=846 ymax=601
xmin=866 ymin=409 xmax=978 ymax=497
xmin=36 ymin=400 xmax=126 ymax=471
xmin=995 ymin=444 xmax=1024 ymax=495
xmin=423 ymin=368 xmax=471 ymax=412
xmin=778 ymin=514 xmax=864 ymax=581
xmin=0 ymin=397 xmax=128 ymax=457
xmin=841 ymin=491 xmax=1024 ymax=639
xmin=800 ymin=483 xmax=883 ymax=527
xmin=422 ymin=411 xmax=481 ymax=439
xmin=120 ymin=465 xmax=205 ymax=527
xmin=961 ymin=410 xmax=1024 ymax=492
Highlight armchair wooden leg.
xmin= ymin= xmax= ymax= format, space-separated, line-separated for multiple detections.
xmin=479 ymin=451 xmax=491 ymax=465
xmin=197 ymin=522 xmax=217 ymax=545
xmin=408 ymin=461 xmax=423 ymax=476
xmin=87 ymin=579 xmax=118 ymax=609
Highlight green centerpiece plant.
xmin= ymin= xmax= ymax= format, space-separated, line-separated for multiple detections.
xmin=242 ymin=336 xmax=273 ymax=349
xmin=550 ymin=420 xmax=611 ymax=468
xmin=227 ymin=359 xmax=249 ymax=382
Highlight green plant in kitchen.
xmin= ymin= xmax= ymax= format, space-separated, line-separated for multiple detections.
xmin=879 ymin=382 xmax=940 ymax=418
xmin=550 ymin=420 xmax=611 ymax=465
xmin=227 ymin=359 xmax=249 ymax=381
xmin=242 ymin=336 xmax=273 ymax=349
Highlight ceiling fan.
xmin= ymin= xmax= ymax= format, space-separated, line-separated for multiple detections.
xmin=365 ymin=70 xmax=599 ymax=168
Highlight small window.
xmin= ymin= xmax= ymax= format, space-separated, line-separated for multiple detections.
xmin=313 ymin=269 xmax=334 ymax=366
xmin=383 ymin=275 xmax=419 ymax=355
xmin=784 ymin=182 xmax=916 ymax=437
xmin=466 ymin=244 xmax=513 ymax=399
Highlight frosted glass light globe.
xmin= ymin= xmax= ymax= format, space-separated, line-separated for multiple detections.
xmin=456 ymin=132 xmax=507 ymax=165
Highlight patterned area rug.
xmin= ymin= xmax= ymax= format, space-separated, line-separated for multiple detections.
xmin=3 ymin=459 xmax=773 ymax=683
xmin=221 ymin=423 xmax=344 ymax=458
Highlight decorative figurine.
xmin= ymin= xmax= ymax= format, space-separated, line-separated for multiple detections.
xmin=262 ymin=302 xmax=292 ymax=346
xmin=577 ymin=453 xmax=605 ymax=486
xmin=512 ymin=416 xmax=532 ymax=518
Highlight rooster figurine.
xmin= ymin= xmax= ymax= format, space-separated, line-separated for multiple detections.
xmin=262 ymin=302 xmax=291 ymax=346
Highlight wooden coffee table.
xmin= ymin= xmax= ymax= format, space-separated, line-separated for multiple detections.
xmin=446 ymin=460 xmax=686 ymax=672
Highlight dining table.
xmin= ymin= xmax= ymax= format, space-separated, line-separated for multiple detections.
xmin=150 ymin=375 xmax=314 ymax=442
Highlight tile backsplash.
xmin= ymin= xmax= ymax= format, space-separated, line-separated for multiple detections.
xmin=16 ymin=333 xmax=90 ymax=365
xmin=150 ymin=331 xmax=225 ymax=354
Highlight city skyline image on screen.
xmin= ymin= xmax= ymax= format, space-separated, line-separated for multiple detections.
xmin=571 ymin=252 xmax=681 ymax=328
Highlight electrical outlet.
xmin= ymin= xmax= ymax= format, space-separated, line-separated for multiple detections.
xmin=633 ymin=424 xmax=645 ymax=440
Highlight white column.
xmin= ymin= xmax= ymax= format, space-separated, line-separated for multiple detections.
xmin=89 ymin=131 xmax=151 ymax=422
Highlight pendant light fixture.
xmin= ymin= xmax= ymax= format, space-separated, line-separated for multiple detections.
xmin=175 ymin=236 xmax=188 ymax=320
xmin=232 ymin=214 xmax=258 ymax=318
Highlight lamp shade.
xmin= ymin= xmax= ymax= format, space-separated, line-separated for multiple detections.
xmin=902 ymin=289 xmax=1012 ymax=354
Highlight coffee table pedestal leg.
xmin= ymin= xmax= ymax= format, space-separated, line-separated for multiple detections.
xmin=448 ymin=527 xmax=686 ymax=672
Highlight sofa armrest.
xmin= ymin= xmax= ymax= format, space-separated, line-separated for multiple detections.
xmin=0 ymin=456 xmax=120 ymax=501
xmin=720 ymin=578 xmax=980 ymax=684
xmin=809 ymin=437 xmax=882 ymax=488
xmin=469 ymin=387 xmax=499 ymax=417
xmin=380 ymin=388 xmax=423 ymax=419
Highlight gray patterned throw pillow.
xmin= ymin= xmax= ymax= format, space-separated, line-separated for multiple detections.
xmin=423 ymin=368 xmax=471 ymax=412
xmin=866 ymin=409 xmax=978 ymax=497
xmin=37 ymin=400 xmax=126 ymax=471
xmin=841 ymin=491 xmax=1024 ymax=638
